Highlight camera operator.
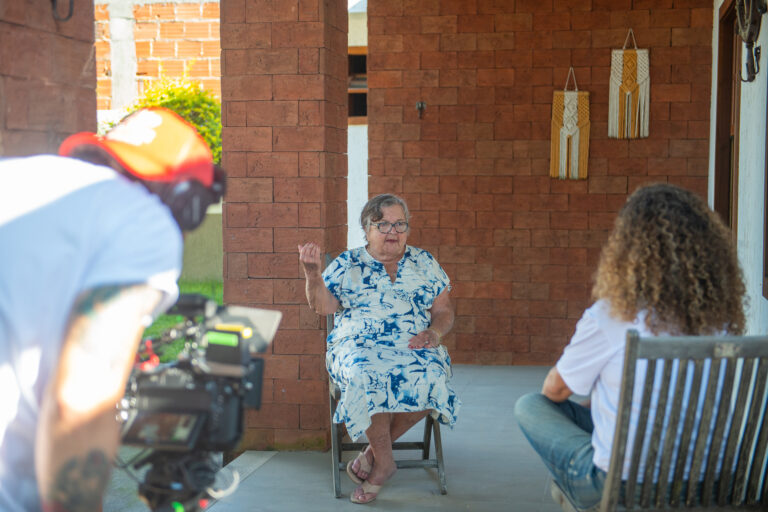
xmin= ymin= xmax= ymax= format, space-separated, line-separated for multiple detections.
xmin=0 ymin=108 xmax=224 ymax=512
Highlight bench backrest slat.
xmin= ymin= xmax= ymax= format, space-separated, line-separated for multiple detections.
xmin=686 ymin=359 xmax=720 ymax=506
xmin=669 ymin=359 xmax=703 ymax=507
xmin=654 ymin=360 xmax=689 ymax=507
xmin=639 ymin=360 xmax=672 ymax=507
xmin=742 ymin=358 xmax=768 ymax=505
xmin=702 ymin=359 xmax=735 ymax=506
xmin=606 ymin=331 xmax=640 ymax=510
xmin=718 ymin=360 xmax=754 ymax=505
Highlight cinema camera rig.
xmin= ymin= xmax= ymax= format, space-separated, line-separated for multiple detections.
xmin=116 ymin=294 xmax=280 ymax=512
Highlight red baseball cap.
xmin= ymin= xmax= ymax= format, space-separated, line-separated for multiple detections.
xmin=59 ymin=107 xmax=214 ymax=187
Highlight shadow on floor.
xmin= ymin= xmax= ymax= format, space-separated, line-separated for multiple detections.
xmin=106 ymin=365 xmax=561 ymax=512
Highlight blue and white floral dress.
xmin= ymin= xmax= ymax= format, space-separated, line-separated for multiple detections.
xmin=322 ymin=245 xmax=461 ymax=440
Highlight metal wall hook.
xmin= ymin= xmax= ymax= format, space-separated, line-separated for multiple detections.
xmin=51 ymin=0 xmax=74 ymax=21
xmin=736 ymin=0 xmax=766 ymax=82
xmin=742 ymin=44 xmax=761 ymax=82
xmin=416 ymin=101 xmax=426 ymax=119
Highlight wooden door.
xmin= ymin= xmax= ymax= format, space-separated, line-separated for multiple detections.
xmin=714 ymin=0 xmax=741 ymax=232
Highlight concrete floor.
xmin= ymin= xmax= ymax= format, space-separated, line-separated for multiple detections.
xmin=106 ymin=365 xmax=562 ymax=512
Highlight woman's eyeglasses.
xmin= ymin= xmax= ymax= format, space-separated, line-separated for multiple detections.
xmin=372 ymin=221 xmax=409 ymax=234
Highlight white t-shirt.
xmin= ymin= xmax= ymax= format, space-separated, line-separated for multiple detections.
xmin=556 ymin=300 xmax=726 ymax=482
xmin=0 ymin=155 xmax=182 ymax=511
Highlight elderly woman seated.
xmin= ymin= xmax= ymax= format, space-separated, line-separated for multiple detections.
xmin=299 ymin=193 xmax=461 ymax=504
xmin=515 ymin=184 xmax=747 ymax=511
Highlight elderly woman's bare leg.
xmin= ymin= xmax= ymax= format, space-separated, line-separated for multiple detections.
xmin=351 ymin=412 xmax=398 ymax=503
xmin=390 ymin=410 xmax=430 ymax=439
xmin=349 ymin=409 xmax=431 ymax=482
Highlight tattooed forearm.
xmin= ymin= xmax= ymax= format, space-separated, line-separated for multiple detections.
xmin=64 ymin=284 xmax=159 ymax=373
xmin=42 ymin=450 xmax=110 ymax=512
xmin=55 ymin=284 xmax=163 ymax=417
xmin=72 ymin=285 xmax=124 ymax=318
xmin=37 ymin=285 xmax=163 ymax=511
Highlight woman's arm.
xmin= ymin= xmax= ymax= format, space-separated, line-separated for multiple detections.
xmin=408 ymin=289 xmax=454 ymax=349
xmin=542 ymin=366 xmax=574 ymax=402
xmin=427 ymin=289 xmax=454 ymax=340
xmin=298 ymin=242 xmax=339 ymax=316
xmin=36 ymin=284 xmax=162 ymax=512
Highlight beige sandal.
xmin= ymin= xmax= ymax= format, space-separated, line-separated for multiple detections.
xmin=350 ymin=480 xmax=382 ymax=504
xmin=346 ymin=451 xmax=372 ymax=484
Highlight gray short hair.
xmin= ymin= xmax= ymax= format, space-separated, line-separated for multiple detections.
xmin=360 ymin=194 xmax=410 ymax=231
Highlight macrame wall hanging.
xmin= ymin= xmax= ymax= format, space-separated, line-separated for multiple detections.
xmin=550 ymin=67 xmax=590 ymax=180
xmin=609 ymin=29 xmax=650 ymax=139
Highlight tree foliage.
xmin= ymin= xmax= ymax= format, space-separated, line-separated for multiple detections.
xmin=126 ymin=78 xmax=222 ymax=164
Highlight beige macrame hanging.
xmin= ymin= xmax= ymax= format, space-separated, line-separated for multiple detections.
xmin=550 ymin=67 xmax=590 ymax=180
xmin=609 ymin=28 xmax=650 ymax=139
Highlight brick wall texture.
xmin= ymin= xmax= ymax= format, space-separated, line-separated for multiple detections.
xmin=0 ymin=0 xmax=96 ymax=156
xmin=95 ymin=2 xmax=222 ymax=110
xmin=220 ymin=0 xmax=348 ymax=450
xmin=366 ymin=0 xmax=713 ymax=365
xmin=87 ymin=0 xmax=717 ymax=450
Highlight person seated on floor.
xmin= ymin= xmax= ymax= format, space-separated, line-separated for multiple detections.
xmin=298 ymin=193 xmax=461 ymax=504
xmin=514 ymin=183 xmax=746 ymax=511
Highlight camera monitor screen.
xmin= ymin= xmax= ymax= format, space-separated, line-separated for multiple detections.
xmin=122 ymin=411 xmax=205 ymax=451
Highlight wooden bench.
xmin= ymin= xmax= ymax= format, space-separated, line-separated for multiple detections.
xmin=558 ymin=329 xmax=768 ymax=511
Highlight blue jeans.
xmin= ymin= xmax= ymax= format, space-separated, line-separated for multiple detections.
xmin=514 ymin=393 xmax=606 ymax=511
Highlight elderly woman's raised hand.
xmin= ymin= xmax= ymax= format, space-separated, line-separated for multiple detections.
xmin=298 ymin=242 xmax=323 ymax=277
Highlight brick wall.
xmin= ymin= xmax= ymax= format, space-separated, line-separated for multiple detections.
xmin=220 ymin=0 xmax=348 ymax=450
xmin=367 ymin=0 xmax=713 ymax=365
xmin=94 ymin=4 xmax=110 ymax=108
xmin=95 ymin=1 xmax=221 ymax=110
xmin=0 ymin=0 xmax=96 ymax=155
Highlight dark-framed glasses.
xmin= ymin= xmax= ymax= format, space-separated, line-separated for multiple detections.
xmin=372 ymin=221 xmax=409 ymax=234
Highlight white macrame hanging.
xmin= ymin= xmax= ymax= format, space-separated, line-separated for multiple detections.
xmin=550 ymin=67 xmax=590 ymax=180
xmin=609 ymin=29 xmax=650 ymax=139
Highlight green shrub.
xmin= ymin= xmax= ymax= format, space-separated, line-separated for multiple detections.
xmin=124 ymin=78 xmax=222 ymax=164
xmin=144 ymin=280 xmax=223 ymax=362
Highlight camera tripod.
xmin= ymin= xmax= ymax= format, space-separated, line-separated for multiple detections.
xmin=133 ymin=451 xmax=225 ymax=512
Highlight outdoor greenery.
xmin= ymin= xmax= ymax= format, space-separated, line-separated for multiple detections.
xmin=108 ymin=77 xmax=223 ymax=362
xmin=145 ymin=280 xmax=223 ymax=362
xmin=105 ymin=77 xmax=222 ymax=164
xmin=131 ymin=78 xmax=222 ymax=164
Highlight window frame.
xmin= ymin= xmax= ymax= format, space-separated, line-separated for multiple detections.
xmin=348 ymin=46 xmax=367 ymax=124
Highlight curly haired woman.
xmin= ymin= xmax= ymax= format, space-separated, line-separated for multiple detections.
xmin=515 ymin=184 xmax=746 ymax=511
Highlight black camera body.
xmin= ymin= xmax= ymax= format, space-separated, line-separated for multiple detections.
xmin=117 ymin=294 xmax=280 ymax=511
xmin=121 ymin=356 xmax=264 ymax=452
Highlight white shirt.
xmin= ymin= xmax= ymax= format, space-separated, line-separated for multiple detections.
xmin=0 ymin=155 xmax=182 ymax=511
xmin=556 ymin=300 xmax=726 ymax=482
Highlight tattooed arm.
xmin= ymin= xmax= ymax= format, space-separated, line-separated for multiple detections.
xmin=35 ymin=284 xmax=163 ymax=512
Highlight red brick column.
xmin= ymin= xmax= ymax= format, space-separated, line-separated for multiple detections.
xmin=220 ymin=0 xmax=347 ymax=450
xmin=0 ymin=1 xmax=96 ymax=156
